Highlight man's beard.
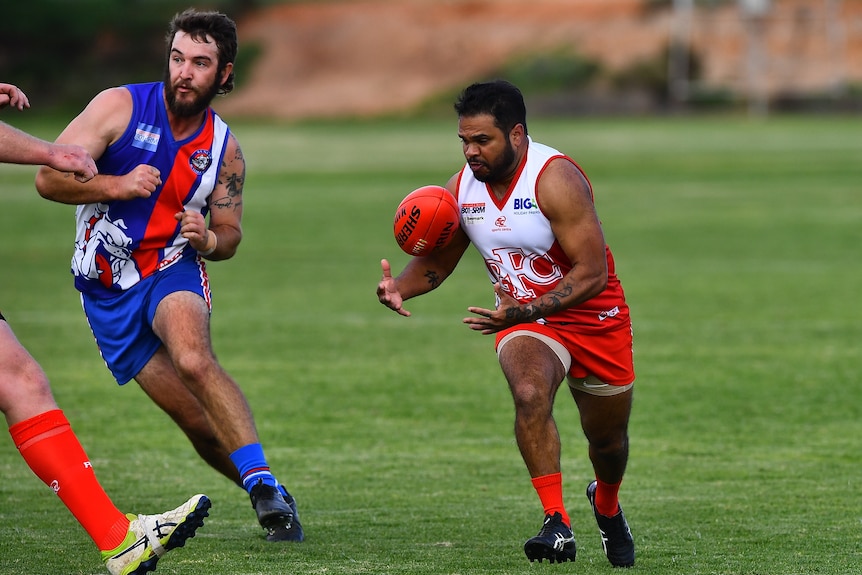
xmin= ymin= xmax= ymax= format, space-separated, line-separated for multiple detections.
xmin=472 ymin=139 xmax=516 ymax=183
xmin=164 ymin=70 xmax=221 ymax=118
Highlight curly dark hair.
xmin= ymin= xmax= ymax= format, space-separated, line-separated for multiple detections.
xmin=166 ymin=8 xmax=238 ymax=94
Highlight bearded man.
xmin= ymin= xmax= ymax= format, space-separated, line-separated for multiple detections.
xmin=35 ymin=8 xmax=304 ymax=543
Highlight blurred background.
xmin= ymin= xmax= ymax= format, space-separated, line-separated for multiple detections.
xmin=1 ymin=0 xmax=860 ymax=120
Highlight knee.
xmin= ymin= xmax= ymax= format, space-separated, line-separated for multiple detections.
xmin=171 ymin=352 xmax=216 ymax=388
xmin=511 ymin=382 xmax=553 ymax=419
xmin=588 ymin=429 xmax=629 ymax=458
xmin=0 ymin=356 xmax=56 ymax=420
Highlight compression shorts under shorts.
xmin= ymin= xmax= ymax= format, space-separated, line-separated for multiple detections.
xmin=496 ymin=322 xmax=634 ymax=396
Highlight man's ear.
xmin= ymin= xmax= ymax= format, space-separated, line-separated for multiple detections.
xmin=510 ymin=123 xmax=527 ymax=146
xmin=220 ymin=62 xmax=234 ymax=87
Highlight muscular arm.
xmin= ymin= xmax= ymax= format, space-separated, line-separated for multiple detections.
xmin=508 ymin=158 xmax=608 ymax=322
xmin=177 ymin=133 xmax=245 ymax=261
xmin=34 ymin=87 xmax=157 ymax=204
xmin=464 ymin=158 xmax=608 ymax=333
xmin=204 ymin=133 xmax=244 ymax=260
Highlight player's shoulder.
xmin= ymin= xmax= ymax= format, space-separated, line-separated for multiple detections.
xmin=87 ymin=86 xmax=132 ymax=109
xmin=527 ymin=139 xmax=563 ymax=159
xmin=92 ymin=82 xmax=168 ymax=114
xmin=80 ymin=87 xmax=134 ymax=129
xmin=225 ymin=130 xmax=243 ymax=157
xmin=535 ymin=151 xmax=592 ymax=210
xmin=538 ymin=154 xmax=586 ymax=187
xmin=72 ymin=87 xmax=133 ymax=144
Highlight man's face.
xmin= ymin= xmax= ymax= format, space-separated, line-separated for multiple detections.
xmin=458 ymin=113 xmax=516 ymax=184
xmin=164 ymin=30 xmax=228 ymax=118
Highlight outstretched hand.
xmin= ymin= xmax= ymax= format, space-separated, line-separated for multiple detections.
xmin=464 ymin=283 xmax=523 ymax=335
xmin=0 ymin=83 xmax=29 ymax=111
xmin=0 ymin=82 xmax=97 ymax=182
xmin=377 ymin=259 xmax=410 ymax=317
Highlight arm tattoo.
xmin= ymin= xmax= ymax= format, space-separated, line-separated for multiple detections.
xmin=505 ymin=305 xmax=538 ymax=322
xmin=213 ymin=144 xmax=245 ymax=211
xmin=505 ymin=285 xmax=572 ymax=322
xmin=424 ymin=270 xmax=441 ymax=290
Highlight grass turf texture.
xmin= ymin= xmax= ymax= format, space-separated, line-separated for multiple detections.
xmin=0 ymin=115 xmax=860 ymax=574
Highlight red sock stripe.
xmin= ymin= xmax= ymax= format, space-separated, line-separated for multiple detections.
xmin=241 ymin=466 xmax=271 ymax=479
xmin=9 ymin=409 xmax=68 ymax=449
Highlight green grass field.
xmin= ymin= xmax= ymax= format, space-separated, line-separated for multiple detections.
xmin=0 ymin=115 xmax=860 ymax=574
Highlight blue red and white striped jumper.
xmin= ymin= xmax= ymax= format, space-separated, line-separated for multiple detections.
xmin=71 ymin=82 xmax=230 ymax=298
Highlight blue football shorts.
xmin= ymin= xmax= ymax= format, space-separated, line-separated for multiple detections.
xmin=81 ymin=257 xmax=211 ymax=385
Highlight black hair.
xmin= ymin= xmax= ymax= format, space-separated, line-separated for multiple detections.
xmin=453 ymin=79 xmax=528 ymax=135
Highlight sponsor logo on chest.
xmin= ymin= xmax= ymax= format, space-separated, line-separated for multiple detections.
xmin=133 ymin=123 xmax=160 ymax=152
xmin=461 ymin=202 xmax=486 ymax=225
xmin=513 ymin=196 xmax=540 ymax=215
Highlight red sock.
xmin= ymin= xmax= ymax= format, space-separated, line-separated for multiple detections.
xmin=9 ymin=410 xmax=129 ymax=550
xmin=594 ymin=478 xmax=622 ymax=517
xmin=531 ymin=472 xmax=570 ymax=526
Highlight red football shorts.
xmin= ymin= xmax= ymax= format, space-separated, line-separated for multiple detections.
xmin=496 ymin=322 xmax=635 ymax=389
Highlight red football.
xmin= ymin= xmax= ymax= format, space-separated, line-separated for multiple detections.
xmin=393 ymin=185 xmax=460 ymax=256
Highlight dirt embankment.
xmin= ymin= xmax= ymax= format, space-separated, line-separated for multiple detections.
xmin=214 ymin=0 xmax=862 ymax=120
